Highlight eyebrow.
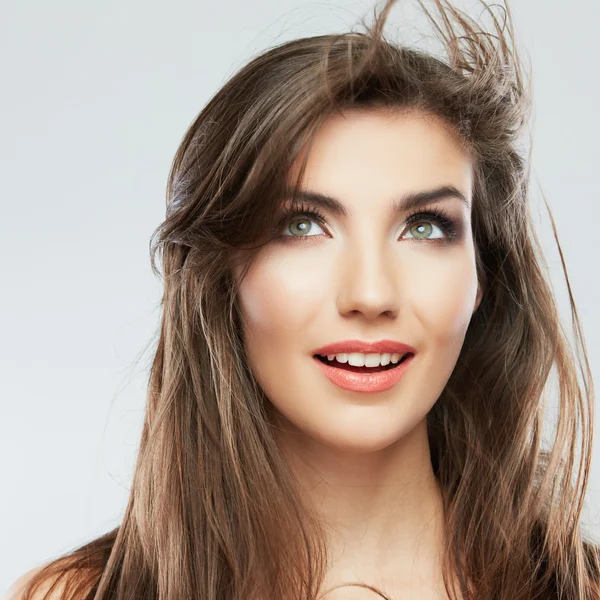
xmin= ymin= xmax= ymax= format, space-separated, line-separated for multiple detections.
xmin=284 ymin=184 xmax=470 ymax=217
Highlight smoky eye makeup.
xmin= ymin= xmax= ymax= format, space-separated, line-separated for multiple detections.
xmin=274 ymin=200 xmax=465 ymax=245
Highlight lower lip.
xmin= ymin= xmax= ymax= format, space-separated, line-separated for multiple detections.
xmin=312 ymin=354 xmax=414 ymax=393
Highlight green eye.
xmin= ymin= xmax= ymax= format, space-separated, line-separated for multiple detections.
xmin=407 ymin=222 xmax=436 ymax=239
xmin=280 ymin=207 xmax=327 ymax=238
xmin=288 ymin=218 xmax=313 ymax=236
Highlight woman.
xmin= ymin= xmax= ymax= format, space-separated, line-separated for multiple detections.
xmin=8 ymin=0 xmax=600 ymax=598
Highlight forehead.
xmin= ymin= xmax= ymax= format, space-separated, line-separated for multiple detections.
xmin=287 ymin=110 xmax=472 ymax=204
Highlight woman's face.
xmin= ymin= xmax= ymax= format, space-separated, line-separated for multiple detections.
xmin=234 ymin=109 xmax=481 ymax=453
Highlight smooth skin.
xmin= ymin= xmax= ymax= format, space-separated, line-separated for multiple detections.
xmin=234 ymin=108 xmax=482 ymax=598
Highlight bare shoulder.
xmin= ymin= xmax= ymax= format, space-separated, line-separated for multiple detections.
xmin=3 ymin=564 xmax=64 ymax=600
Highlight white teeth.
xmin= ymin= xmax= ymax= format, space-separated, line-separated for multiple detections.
xmin=350 ymin=353 xmax=365 ymax=367
xmin=321 ymin=352 xmax=408 ymax=367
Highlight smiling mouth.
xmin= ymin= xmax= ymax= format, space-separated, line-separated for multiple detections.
xmin=313 ymin=354 xmax=412 ymax=374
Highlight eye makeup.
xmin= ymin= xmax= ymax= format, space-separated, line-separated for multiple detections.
xmin=274 ymin=200 xmax=464 ymax=245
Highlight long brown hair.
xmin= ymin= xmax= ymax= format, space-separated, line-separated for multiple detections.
xmin=19 ymin=1 xmax=600 ymax=599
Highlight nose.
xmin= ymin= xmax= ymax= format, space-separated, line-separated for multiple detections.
xmin=336 ymin=241 xmax=399 ymax=321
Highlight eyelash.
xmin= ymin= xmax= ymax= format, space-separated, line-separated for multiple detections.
xmin=276 ymin=202 xmax=460 ymax=244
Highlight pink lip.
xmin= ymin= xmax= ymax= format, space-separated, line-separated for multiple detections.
xmin=313 ymin=354 xmax=414 ymax=393
xmin=313 ymin=339 xmax=416 ymax=356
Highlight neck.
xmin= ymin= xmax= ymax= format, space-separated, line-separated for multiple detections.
xmin=274 ymin=416 xmax=447 ymax=581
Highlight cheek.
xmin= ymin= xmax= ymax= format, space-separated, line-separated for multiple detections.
xmin=236 ymin=253 xmax=324 ymax=362
xmin=408 ymin=251 xmax=478 ymax=346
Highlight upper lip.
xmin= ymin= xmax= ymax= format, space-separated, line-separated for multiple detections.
xmin=313 ymin=339 xmax=416 ymax=356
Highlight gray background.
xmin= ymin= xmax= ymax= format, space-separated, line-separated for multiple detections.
xmin=1 ymin=0 xmax=598 ymax=592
